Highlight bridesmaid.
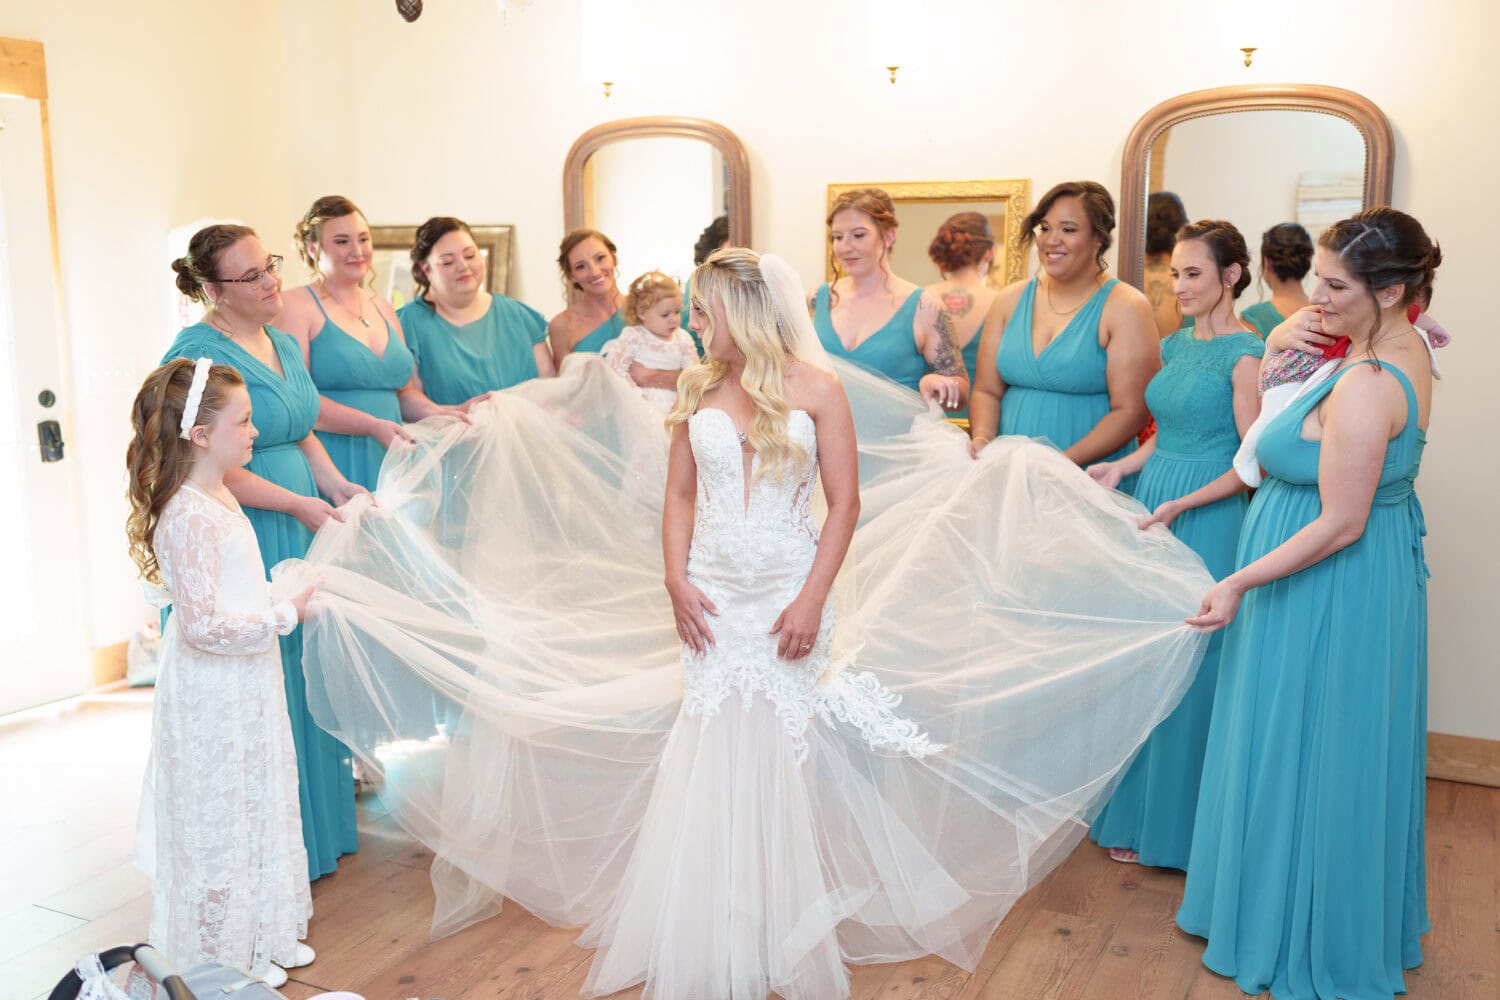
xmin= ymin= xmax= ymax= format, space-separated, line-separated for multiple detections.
xmin=547 ymin=228 xmax=625 ymax=365
xmin=397 ymin=216 xmax=557 ymax=406
xmin=923 ymin=211 xmax=998 ymax=420
xmin=1178 ymin=208 xmax=1439 ymax=1000
xmin=968 ymin=181 xmax=1158 ymax=479
xmin=1083 ymin=220 xmax=1263 ymax=869
xmin=274 ymin=195 xmax=462 ymax=492
xmin=164 ymin=224 xmax=366 ymax=880
xmin=812 ymin=187 xmax=968 ymax=409
xmin=683 ymin=215 xmax=730 ymax=344
xmin=1241 ymin=222 xmax=1313 ymax=338
xmin=1144 ymin=191 xmax=1191 ymax=338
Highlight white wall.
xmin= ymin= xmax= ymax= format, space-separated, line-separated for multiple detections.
xmin=9 ymin=0 xmax=1498 ymax=737
xmin=588 ymin=137 xmax=716 ymax=288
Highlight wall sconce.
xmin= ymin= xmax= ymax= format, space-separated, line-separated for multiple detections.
xmin=1220 ymin=11 xmax=1267 ymax=69
xmin=867 ymin=0 xmax=911 ymax=84
xmin=581 ymin=0 xmax=633 ymax=97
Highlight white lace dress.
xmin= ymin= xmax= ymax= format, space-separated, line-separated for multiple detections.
xmin=134 ymin=482 xmax=311 ymax=980
xmin=601 ymin=323 xmax=700 ymax=411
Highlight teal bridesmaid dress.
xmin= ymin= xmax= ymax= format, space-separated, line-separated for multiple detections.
xmin=812 ymin=284 xmax=926 ymax=392
xmin=1088 ymin=329 xmax=1264 ymax=869
xmin=1241 ymin=300 xmax=1284 ymax=339
xmin=1178 ymin=360 xmax=1430 ymax=1000
xmin=161 ymin=323 xmax=358 ymax=880
xmin=951 ymin=318 xmax=985 ymax=420
xmin=995 ymin=278 xmax=1136 ymax=468
xmin=306 ymin=287 xmax=416 ymax=491
xmin=571 ymin=311 xmax=626 ymax=355
xmin=398 ymin=294 xmax=548 ymax=406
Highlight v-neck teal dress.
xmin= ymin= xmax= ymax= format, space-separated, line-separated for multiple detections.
xmin=306 ymin=287 xmax=416 ymax=491
xmin=812 ymin=284 xmax=926 ymax=392
xmin=161 ymin=323 xmax=357 ymax=880
xmin=1177 ymin=360 xmax=1430 ymax=1000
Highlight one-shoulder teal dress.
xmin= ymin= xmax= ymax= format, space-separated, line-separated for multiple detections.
xmin=995 ymin=278 xmax=1136 ymax=470
xmin=161 ymin=323 xmax=358 ymax=880
xmin=398 ymin=294 xmax=548 ymax=405
xmin=1178 ymin=360 xmax=1430 ymax=1000
xmin=305 ymin=287 xmax=415 ymax=491
xmin=1088 ymin=329 xmax=1264 ymax=869
xmin=571 ymin=311 xmax=626 ymax=355
xmin=1240 ymin=300 xmax=1284 ymax=339
xmin=812 ymin=284 xmax=926 ymax=392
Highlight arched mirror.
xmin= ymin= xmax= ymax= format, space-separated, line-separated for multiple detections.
xmin=1119 ymin=85 xmax=1394 ymax=308
xmin=563 ymin=116 xmax=750 ymax=291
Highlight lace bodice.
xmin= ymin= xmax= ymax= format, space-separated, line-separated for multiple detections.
xmin=1146 ymin=330 xmax=1264 ymax=459
xmin=680 ymin=407 xmax=941 ymax=762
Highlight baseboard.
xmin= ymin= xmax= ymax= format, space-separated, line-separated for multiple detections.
xmin=1427 ymin=732 xmax=1500 ymax=788
xmin=91 ymin=640 xmax=128 ymax=687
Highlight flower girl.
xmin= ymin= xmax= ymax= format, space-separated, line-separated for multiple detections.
xmin=603 ymin=270 xmax=700 ymax=411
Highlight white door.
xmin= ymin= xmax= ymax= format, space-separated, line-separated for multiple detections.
xmin=0 ymin=95 xmax=91 ymax=715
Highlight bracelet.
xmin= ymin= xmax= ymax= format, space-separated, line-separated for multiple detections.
xmin=971 ymin=435 xmax=993 ymax=445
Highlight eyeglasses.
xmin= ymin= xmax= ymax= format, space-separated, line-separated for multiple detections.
xmin=217 ymin=255 xmax=284 ymax=286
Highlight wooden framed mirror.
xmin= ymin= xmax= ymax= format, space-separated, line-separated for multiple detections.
xmin=563 ymin=117 xmax=750 ymax=288
xmin=1118 ymin=85 xmax=1394 ymax=293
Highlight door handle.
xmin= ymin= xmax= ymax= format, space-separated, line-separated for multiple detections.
xmin=37 ymin=419 xmax=64 ymax=462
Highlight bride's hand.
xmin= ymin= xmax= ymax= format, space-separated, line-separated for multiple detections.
xmin=667 ymin=578 xmax=718 ymax=653
xmin=771 ymin=593 xmax=822 ymax=661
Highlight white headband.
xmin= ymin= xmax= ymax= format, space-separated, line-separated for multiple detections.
xmin=179 ymin=357 xmax=214 ymax=440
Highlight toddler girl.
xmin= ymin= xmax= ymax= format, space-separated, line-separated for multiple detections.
xmin=603 ymin=270 xmax=700 ymax=412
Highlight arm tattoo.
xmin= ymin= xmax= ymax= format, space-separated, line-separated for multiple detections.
xmin=923 ymin=298 xmax=964 ymax=376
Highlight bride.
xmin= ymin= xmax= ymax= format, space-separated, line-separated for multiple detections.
xmin=291 ymin=249 xmax=1214 ymax=1000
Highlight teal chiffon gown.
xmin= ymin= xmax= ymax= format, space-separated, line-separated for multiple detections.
xmin=571 ymin=311 xmax=625 ymax=355
xmin=951 ymin=319 xmax=985 ymax=420
xmin=306 ymin=287 xmax=416 ymax=491
xmin=812 ymin=284 xmax=925 ymax=392
xmin=398 ymin=294 xmax=548 ymax=405
xmin=1241 ymin=300 xmax=1284 ymax=339
xmin=995 ymin=278 xmax=1137 ymax=472
xmin=1088 ymin=329 xmax=1264 ymax=869
xmin=1177 ymin=360 xmax=1430 ymax=1000
xmin=161 ymin=323 xmax=358 ymax=880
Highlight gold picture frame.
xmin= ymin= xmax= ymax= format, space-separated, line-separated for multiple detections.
xmin=824 ymin=179 xmax=1031 ymax=288
xmin=368 ymin=224 xmax=515 ymax=310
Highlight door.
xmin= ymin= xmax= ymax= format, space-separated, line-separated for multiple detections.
xmin=0 ymin=94 xmax=90 ymax=715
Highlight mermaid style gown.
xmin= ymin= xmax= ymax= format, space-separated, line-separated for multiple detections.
xmin=307 ymin=287 xmax=416 ymax=491
xmin=1240 ymin=300 xmax=1284 ymax=339
xmin=996 ymin=278 xmax=1137 ymax=469
xmin=813 ymin=284 xmax=926 ymax=392
xmin=161 ymin=324 xmax=357 ymax=880
xmin=1088 ymin=330 xmax=1264 ymax=869
xmin=398 ymin=294 xmax=549 ymax=405
xmin=1177 ymin=360 xmax=1430 ymax=1000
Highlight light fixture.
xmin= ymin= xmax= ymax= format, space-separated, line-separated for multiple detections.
xmin=581 ymin=0 xmax=633 ymax=97
xmin=1239 ymin=46 xmax=1257 ymax=67
xmin=867 ymin=0 xmax=911 ymax=85
xmin=1220 ymin=7 xmax=1271 ymax=69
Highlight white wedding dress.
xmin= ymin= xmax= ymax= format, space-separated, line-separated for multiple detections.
xmin=285 ymin=350 xmax=1214 ymax=1000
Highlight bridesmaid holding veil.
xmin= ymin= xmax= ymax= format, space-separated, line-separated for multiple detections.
xmin=812 ymin=188 xmax=969 ymax=410
xmin=924 ymin=211 xmax=999 ymax=420
xmin=547 ymin=228 xmax=626 ymax=364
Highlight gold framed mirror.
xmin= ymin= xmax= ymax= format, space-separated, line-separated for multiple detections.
xmin=563 ymin=116 xmax=750 ymax=288
xmin=1118 ymin=85 xmax=1394 ymax=291
xmin=824 ymin=179 xmax=1031 ymax=288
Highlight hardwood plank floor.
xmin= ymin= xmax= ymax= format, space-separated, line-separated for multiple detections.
xmin=4 ymin=693 xmax=1496 ymax=1000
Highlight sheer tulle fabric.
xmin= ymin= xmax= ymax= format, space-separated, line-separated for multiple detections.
xmin=286 ymin=356 xmax=1212 ymax=998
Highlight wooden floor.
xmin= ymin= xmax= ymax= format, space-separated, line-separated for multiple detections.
xmin=3 ymin=694 xmax=1496 ymax=1000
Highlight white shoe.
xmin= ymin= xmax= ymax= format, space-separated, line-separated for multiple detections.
xmin=263 ymin=964 xmax=289 ymax=989
xmin=284 ymin=943 xmax=317 ymax=969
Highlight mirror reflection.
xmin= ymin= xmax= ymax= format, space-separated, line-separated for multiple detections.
xmin=1146 ymin=110 xmax=1366 ymax=337
xmin=584 ymin=136 xmax=728 ymax=286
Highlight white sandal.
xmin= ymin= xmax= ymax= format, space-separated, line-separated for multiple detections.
xmin=263 ymin=964 xmax=289 ymax=989
xmin=284 ymin=943 xmax=317 ymax=969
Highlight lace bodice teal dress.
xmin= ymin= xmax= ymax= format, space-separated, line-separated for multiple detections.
xmin=1089 ymin=329 xmax=1263 ymax=869
xmin=1178 ymin=360 xmax=1430 ymax=1000
xmin=812 ymin=284 xmax=926 ymax=392
xmin=995 ymin=278 xmax=1137 ymax=474
xmin=161 ymin=323 xmax=357 ymax=880
xmin=306 ymin=287 xmax=416 ymax=491
xmin=398 ymin=294 xmax=548 ymax=405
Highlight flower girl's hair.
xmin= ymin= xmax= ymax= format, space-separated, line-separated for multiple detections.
xmin=125 ymin=358 xmax=245 ymax=585
xmin=624 ymin=271 xmax=682 ymax=325
xmin=667 ymin=248 xmax=807 ymax=482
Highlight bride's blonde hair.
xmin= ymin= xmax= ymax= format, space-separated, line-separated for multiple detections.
xmin=667 ymin=248 xmax=807 ymax=482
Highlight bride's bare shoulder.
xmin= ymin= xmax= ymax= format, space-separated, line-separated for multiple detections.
xmin=784 ymin=362 xmax=847 ymax=416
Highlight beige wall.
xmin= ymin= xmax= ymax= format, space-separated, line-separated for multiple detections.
xmin=8 ymin=0 xmax=1497 ymax=736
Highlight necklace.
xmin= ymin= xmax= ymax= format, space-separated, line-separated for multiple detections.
xmin=322 ymin=281 xmax=371 ymax=327
xmin=1044 ymin=277 xmax=1100 ymax=317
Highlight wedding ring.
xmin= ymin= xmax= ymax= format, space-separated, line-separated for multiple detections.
xmin=800 ymin=642 xmax=811 ymax=649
